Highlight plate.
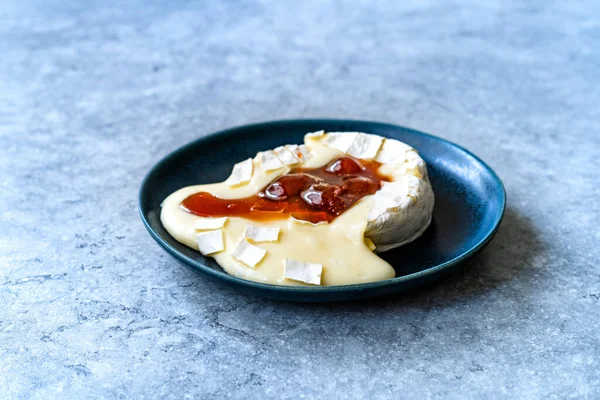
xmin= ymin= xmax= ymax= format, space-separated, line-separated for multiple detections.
xmin=139 ymin=119 xmax=506 ymax=302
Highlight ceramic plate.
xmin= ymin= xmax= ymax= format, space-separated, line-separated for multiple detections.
xmin=139 ymin=119 xmax=506 ymax=302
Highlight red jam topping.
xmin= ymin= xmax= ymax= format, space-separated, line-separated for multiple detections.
xmin=181 ymin=156 xmax=388 ymax=224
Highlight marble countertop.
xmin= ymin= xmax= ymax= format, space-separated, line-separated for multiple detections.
xmin=2 ymin=0 xmax=599 ymax=398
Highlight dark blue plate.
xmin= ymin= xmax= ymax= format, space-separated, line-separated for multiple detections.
xmin=139 ymin=120 xmax=506 ymax=302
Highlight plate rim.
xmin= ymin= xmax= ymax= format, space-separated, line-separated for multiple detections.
xmin=138 ymin=118 xmax=506 ymax=294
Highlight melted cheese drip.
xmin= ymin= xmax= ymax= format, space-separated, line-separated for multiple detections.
xmin=160 ymin=142 xmax=396 ymax=286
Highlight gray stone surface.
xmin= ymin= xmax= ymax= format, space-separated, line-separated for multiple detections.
xmin=1 ymin=0 xmax=599 ymax=398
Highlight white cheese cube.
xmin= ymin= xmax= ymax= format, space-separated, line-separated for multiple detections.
xmin=324 ymin=132 xmax=358 ymax=153
xmin=232 ymin=239 xmax=267 ymax=268
xmin=274 ymin=147 xmax=300 ymax=166
xmin=244 ymin=225 xmax=280 ymax=242
xmin=196 ymin=230 xmax=225 ymax=255
xmin=259 ymin=151 xmax=285 ymax=172
xmin=226 ymin=158 xmax=253 ymax=186
xmin=347 ymin=133 xmax=384 ymax=160
xmin=284 ymin=259 xmax=323 ymax=285
xmin=296 ymin=144 xmax=311 ymax=161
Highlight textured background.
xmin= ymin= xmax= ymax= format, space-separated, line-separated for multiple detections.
xmin=1 ymin=0 xmax=599 ymax=398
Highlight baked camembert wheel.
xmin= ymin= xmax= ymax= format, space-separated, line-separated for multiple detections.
xmin=161 ymin=131 xmax=434 ymax=286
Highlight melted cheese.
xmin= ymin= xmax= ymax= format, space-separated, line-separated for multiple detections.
xmin=160 ymin=133 xmax=433 ymax=286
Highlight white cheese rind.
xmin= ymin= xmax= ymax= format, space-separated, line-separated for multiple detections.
xmin=274 ymin=146 xmax=300 ymax=166
xmin=195 ymin=217 xmax=227 ymax=230
xmin=296 ymin=144 xmax=311 ymax=161
xmin=347 ymin=133 xmax=384 ymax=160
xmin=225 ymin=158 xmax=253 ymax=186
xmin=259 ymin=151 xmax=285 ymax=172
xmin=284 ymin=259 xmax=323 ymax=285
xmin=375 ymin=139 xmax=414 ymax=164
xmin=324 ymin=132 xmax=358 ymax=153
xmin=196 ymin=230 xmax=225 ymax=255
xmin=365 ymin=176 xmax=434 ymax=252
xmin=244 ymin=225 xmax=280 ymax=242
xmin=393 ymin=151 xmax=428 ymax=180
xmin=232 ymin=239 xmax=267 ymax=268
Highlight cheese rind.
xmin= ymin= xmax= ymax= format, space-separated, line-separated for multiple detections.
xmin=375 ymin=139 xmax=413 ymax=164
xmin=225 ymin=158 xmax=253 ymax=186
xmin=284 ymin=259 xmax=323 ymax=285
xmin=274 ymin=147 xmax=300 ymax=166
xmin=366 ymin=176 xmax=434 ymax=252
xmin=393 ymin=151 xmax=427 ymax=179
xmin=324 ymin=132 xmax=358 ymax=152
xmin=196 ymin=230 xmax=225 ymax=255
xmin=347 ymin=133 xmax=384 ymax=160
xmin=232 ymin=239 xmax=267 ymax=268
xmin=259 ymin=151 xmax=285 ymax=172
xmin=195 ymin=217 xmax=227 ymax=230
xmin=296 ymin=144 xmax=311 ymax=161
xmin=244 ymin=225 xmax=280 ymax=242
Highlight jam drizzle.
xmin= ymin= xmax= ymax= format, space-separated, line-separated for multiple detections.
xmin=181 ymin=156 xmax=388 ymax=224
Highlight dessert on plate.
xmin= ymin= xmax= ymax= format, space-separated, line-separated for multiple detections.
xmin=161 ymin=131 xmax=434 ymax=286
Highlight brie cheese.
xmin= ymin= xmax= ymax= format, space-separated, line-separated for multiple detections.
xmin=284 ymin=259 xmax=323 ymax=285
xmin=366 ymin=175 xmax=434 ymax=252
xmin=226 ymin=158 xmax=253 ymax=187
xmin=323 ymin=132 xmax=358 ymax=153
xmin=244 ymin=225 xmax=280 ymax=242
xmin=232 ymin=239 xmax=267 ymax=268
xmin=296 ymin=144 xmax=311 ymax=161
xmin=259 ymin=151 xmax=285 ymax=172
xmin=375 ymin=139 xmax=413 ymax=164
xmin=274 ymin=146 xmax=300 ymax=166
xmin=347 ymin=133 xmax=384 ymax=160
xmin=196 ymin=230 xmax=225 ymax=255
xmin=313 ymin=132 xmax=434 ymax=251
xmin=161 ymin=130 xmax=434 ymax=286
xmin=392 ymin=151 xmax=428 ymax=180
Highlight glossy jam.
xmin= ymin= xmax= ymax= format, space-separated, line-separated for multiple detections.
xmin=181 ymin=157 xmax=388 ymax=223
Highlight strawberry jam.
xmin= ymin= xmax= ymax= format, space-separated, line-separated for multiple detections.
xmin=181 ymin=156 xmax=388 ymax=224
